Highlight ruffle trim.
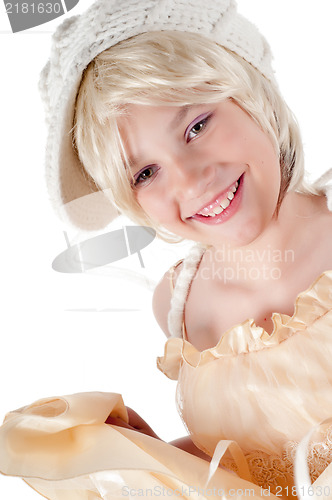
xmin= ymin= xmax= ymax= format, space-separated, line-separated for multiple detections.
xmin=157 ymin=270 xmax=332 ymax=380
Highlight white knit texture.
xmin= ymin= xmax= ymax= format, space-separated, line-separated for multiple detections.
xmin=167 ymin=244 xmax=205 ymax=338
xmin=39 ymin=0 xmax=274 ymax=229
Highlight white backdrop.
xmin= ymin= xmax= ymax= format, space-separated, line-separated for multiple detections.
xmin=0 ymin=1 xmax=331 ymax=497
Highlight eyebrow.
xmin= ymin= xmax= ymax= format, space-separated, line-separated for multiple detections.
xmin=128 ymin=105 xmax=192 ymax=170
xmin=167 ymin=105 xmax=191 ymax=132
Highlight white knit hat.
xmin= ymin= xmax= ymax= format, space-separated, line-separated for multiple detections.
xmin=40 ymin=0 xmax=274 ymax=230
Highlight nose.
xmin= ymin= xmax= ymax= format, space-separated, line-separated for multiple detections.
xmin=168 ymin=153 xmax=216 ymax=201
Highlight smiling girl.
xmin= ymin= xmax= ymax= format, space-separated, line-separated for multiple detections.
xmin=1 ymin=0 xmax=332 ymax=498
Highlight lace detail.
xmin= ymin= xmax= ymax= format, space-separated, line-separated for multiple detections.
xmin=221 ymin=451 xmax=293 ymax=495
xmin=220 ymin=428 xmax=332 ymax=495
xmin=285 ymin=426 xmax=332 ymax=482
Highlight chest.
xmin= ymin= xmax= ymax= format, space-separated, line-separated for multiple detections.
xmin=184 ymin=254 xmax=332 ymax=351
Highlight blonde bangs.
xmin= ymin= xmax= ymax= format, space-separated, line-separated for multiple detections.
xmin=73 ymin=31 xmax=318 ymax=240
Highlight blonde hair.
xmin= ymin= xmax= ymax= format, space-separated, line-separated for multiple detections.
xmin=73 ymin=31 xmax=318 ymax=240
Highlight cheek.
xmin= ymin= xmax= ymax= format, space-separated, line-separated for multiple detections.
xmin=209 ymin=125 xmax=243 ymax=159
xmin=136 ymin=190 xmax=174 ymax=225
xmin=262 ymin=145 xmax=281 ymax=193
xmin=247 ymin=131 xmax=281 ymax=190
xmin=254 ymin=157 xmax=281 ymax=215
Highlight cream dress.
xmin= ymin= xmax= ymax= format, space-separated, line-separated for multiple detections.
xmin=0 ymin=171 xmax=332 ymax=500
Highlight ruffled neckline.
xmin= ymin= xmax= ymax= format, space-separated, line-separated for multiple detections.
xmin=157 ymin=270 xmax=332 ymax=380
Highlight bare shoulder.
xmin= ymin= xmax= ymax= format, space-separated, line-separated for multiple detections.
xmin=152 ymin=261 xmax=183 ymax=338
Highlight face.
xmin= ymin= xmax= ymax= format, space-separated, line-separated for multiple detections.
xmin=120 ymin=100 xmax=281 ymax=248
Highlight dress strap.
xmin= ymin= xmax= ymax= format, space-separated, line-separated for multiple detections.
xmin=167 ymin=244 xmax=205 ymax=339
xmin=168 ymin=259 xmax=184 ymax=294
xmin=312 ymin=167 xmax=332 ymax=211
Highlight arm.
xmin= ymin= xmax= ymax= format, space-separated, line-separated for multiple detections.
xmin=104 ymin=273 xmax=172 ymax=437
xmin=170 ymin=436 xmax=211 ymax=461
xmin=106 ymin=408 xmax=210 ymax=461
xmin=105 ymin=407 xmax=160 ymax=439
xmin=106 ymin=266 xmax=178 ymax=432
xmin=152 ymin=263 xmax=210 ymax=459
xmin=107 ymin=263 xmax=208 ymax=457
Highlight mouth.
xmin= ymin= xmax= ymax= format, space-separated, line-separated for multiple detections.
xmin=189 ymin=174 xmax=244 ymax=225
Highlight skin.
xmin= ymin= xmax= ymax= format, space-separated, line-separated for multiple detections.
xmin=112 ymin=98 xmax=332 ymax=455
xmin=119 ymin=99 xmax=332 ymax=345
xmin=106 ymin=407 xmax=211 ymax=462
xmin=121 ymin=100 xmax=281 ymax=249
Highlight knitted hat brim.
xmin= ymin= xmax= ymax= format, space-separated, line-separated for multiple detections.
xmin=40 ymin=0 xmax=274 ymax=231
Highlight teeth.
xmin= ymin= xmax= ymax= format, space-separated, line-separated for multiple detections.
xmin=221 ymin=198 xmax=230 ymax=210
xmin=213 ymin=206 xmax=223 ymax=215
xmin=197 ymin=178 xmax=240 ymax=217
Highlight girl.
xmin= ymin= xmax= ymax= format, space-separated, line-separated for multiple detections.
xmin=1 ymin=0 xmax=332 ymax=498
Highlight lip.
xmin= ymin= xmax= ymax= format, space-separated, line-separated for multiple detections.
xmin=189 ymin=174 xmax=244 ymax=225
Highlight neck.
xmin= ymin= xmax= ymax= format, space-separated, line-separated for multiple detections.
xmin=207 ymin=191 xmax=325 ymax=287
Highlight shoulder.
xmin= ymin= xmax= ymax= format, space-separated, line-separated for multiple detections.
xmin=152 ymin=261 xmax=183 ymax=338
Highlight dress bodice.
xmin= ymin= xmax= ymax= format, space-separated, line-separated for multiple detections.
xmin=158 ymin=270 xmax=332 ymax=453
xmin=157 ymin=170 xmax=332 ymax=493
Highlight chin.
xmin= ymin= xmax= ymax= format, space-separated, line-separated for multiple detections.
xmin=229 ymin=221 xmax=268 ymax=248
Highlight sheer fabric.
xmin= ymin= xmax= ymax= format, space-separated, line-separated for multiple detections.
xmin=0 ymin=392 xmax=274 ymax=499
xmin=158 ymin=270 xmax=332 ymax=496
xmin=1 ymin=170 xmax=332 ymax=499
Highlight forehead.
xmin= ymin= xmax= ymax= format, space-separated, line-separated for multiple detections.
xmin=118 ymin=103 xmax=196 ymax=164
xmin=120 ymin=103 xmax=191 ymax=130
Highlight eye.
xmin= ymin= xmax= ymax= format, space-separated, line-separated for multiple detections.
xmin=185 ymin=113 xmax=211 ymax=142
xmin=134 ymin=165 xmax=158 ymax=186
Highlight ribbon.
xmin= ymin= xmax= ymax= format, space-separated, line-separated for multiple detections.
xmin=205 ymin=439 xmax=252 ymax=487
xmin=295 ymin=417 xmax=332 ymax=500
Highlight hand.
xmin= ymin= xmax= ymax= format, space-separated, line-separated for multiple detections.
xmin=105 ymin=406 xmax=160 ymax=440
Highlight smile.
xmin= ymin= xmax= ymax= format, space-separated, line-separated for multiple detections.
xmin=189 ymin=174 xmax=244 ymax=225
xmin=197 ymin=180 xmax=239 ymax=217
